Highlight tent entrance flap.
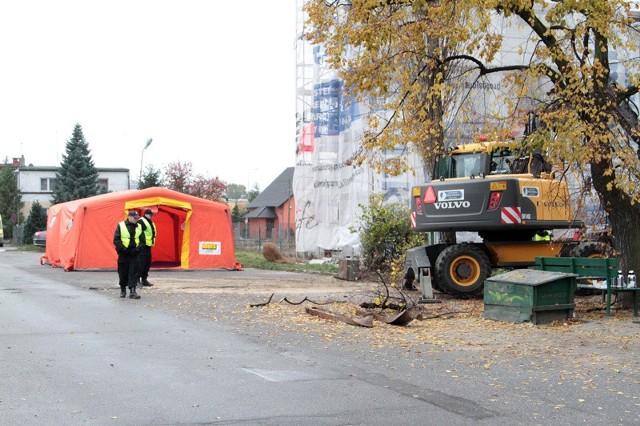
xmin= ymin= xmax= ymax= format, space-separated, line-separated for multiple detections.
xmin=150 ymin=205 xmax=189 ymax=268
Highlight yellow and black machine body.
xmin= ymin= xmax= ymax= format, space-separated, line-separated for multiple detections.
xmin=405 ymin=141 xmax=595 ymax=298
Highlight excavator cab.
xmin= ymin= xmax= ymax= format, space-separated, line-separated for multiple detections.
xmin=435 ymin=144 xmax=523 ymax=179
xmin=434 ymin=152 xmax=487 ymax=178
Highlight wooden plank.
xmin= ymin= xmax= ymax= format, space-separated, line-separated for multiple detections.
xmin=534 ymin=257 xmax=618 ymax=280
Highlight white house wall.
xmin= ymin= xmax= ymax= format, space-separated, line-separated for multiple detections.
xmin=16 ymin=167 xmax=130 ymax=217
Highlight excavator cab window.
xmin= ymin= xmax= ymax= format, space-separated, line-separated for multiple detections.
xmin=435 ymin=153 xmax=486 ymax=178
xmin=434 ymin=154 xmax=457 ymax=178
xmin=489 ymin=149 xmax=516 ymax=175
xmin=466 ymin=154 xmax=484 ymax=176
xmin=511 ymin=156 xmax=530 ymax=174
xmin=530 ymin=149 xmax=552 ymax=177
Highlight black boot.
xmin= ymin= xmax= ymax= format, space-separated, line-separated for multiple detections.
xmin=129 ymin=286 xmax=141 ymax=299
xmin=141 ymin=278 xmax=153 ymax=287
xmin=120 ymin=287 xmax=126 ymax=298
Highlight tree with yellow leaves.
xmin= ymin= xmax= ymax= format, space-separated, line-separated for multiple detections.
xmin=305 ymin=0 xmax=640 ymax=272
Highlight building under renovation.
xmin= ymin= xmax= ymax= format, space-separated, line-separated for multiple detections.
xmin=293 ymin=2 xmax=636 ymax=256
xmin=294 ymin=0 xmax=424 ymax=256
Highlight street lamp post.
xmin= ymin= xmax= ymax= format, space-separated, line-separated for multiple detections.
xmin=139 ymin=138 xmax=153 ymax=186
xmin=247 ymin=168 xmax=258 ymax=197
xmin=246 ymin=167 xmax=258 ymax=239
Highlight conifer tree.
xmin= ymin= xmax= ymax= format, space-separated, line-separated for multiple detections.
xmin=52 ymin=124 xmax=99 ymax=204
xmin=23 ymin=201 xmax=47 ymax=245
xmin=231 ymin=204 xmax=242 ymax=222
xmin=247 ymin=184 xmax=260 ymax=202
xmin=0 ymin=164 xmax=22 ymax=238
xmin=139 ymin=165 xmax=162 ymax=189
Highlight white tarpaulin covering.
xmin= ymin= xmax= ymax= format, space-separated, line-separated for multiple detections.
xmin=294 ymin=46 xmax=422 ymax=254
xmin=293 ymin=66 xmax=372 ymax=254
xmin=293 ymin=8 xmax=567 ymax=254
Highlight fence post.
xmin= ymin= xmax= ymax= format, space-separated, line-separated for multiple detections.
xmin=13 ymin=224 xmax=24 ymax=245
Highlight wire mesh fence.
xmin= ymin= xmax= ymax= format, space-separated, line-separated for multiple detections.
xmin=232 ymin=222 xmax=297 ymax=257
xmin=12 ymin=225 xmax=25 ymax=245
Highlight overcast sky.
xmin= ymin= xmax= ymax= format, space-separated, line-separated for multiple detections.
xmin=0 ymin=1 xmax=297 ymax=191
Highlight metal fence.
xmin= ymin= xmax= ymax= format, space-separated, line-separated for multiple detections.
xmin=234 ymin=237 xmax=297 ymax=257
xmin=232 ymin=222 xmax=297 ymax=257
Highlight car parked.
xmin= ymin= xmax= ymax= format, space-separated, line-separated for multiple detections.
xmin=33 ymin=230 xmax=47 ymax=247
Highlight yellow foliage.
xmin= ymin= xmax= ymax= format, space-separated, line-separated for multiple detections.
xmin=305 ymin=0 xmax=640 ymax=236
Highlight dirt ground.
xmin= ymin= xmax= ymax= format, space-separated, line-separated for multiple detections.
xmin=120 ymin=267 xmax=640 ymax=370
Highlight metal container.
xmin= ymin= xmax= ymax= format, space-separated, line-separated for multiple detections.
xmin=484 ymin=269 xmax=577 ymax=324
xmin=617 ymin=270 xmax=625 ymax=288
xmin=628 ymin=270 xmax=636 ymax=288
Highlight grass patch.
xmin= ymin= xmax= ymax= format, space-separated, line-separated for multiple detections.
xmin=14 ymin=244 xmax=45 ymax=252
xmin=235 ymin=250 xmax=338 ymax=275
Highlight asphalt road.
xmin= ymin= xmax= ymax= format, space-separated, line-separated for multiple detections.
xmin=1 ymin=249 xmax=639 ymax=425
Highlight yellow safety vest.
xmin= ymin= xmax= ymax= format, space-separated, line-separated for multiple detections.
xmin=534 ymin=232 xmax=551 ymax=241
xmin=140 ymin=217 xmax=156 ymax=247
xmin=118 ymin=221 xmax=142 ymax=248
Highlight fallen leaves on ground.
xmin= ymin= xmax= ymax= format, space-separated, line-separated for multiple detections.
xmin=144 ymin=286 xmax=639 ymax=374
xmin=229 ymin=294 xmax=640 ymax=368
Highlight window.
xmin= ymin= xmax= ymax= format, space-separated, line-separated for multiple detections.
xmin=435 ymin=153 xmax=485 ymax=178
xmin=40 ymin=178 xmax=56 ymax=191
xmin=490 ymin=149 xmax=516 ymax=175
xmin=98 ymin=178 xmax=108 ymax=192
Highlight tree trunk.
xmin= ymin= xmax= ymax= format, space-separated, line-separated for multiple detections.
xmin=590 ymin=160 xmax=640 ymax=306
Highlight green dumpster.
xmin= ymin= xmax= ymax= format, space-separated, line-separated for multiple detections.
xmin=483 ymin=269 xmax=577 ymax=324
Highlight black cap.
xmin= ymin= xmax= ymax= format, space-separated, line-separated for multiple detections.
xmin=144 ymin=209 xmax=154 ymax=216
xmin=128 ymin=210 xmax=140 ymax=218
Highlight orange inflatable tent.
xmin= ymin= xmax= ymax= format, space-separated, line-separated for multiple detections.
xmin=42 ymin=187 xmax=240 ymax=271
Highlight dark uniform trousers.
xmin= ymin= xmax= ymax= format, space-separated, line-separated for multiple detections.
xmin=118 ymin=251 xmax=140 ymax=289
xmin=138 ymin=245 xmax=152 ymax=281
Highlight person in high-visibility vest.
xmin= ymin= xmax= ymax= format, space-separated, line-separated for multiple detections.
xmin=534 ymin=230 xmax=552 ymax=241
xmin=138 ymin=208 xmax=157 ymax=287
xmin=113 ymin=210 xmax=145 ymax=299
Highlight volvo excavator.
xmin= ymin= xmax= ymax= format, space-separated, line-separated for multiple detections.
xmin=403 ymin=139 xmax=607 ymax=298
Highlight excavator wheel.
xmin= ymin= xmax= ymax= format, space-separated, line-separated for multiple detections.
xmin=435 ymin=243 xmax=490 ymax=297
xmin=570 ymin=241 xmax=613 ymax=258
xmin=570 ymin=241 xmax=615 ymax=290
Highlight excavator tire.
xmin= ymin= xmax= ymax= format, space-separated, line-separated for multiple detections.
xmin=570 ymin=241 xmax=612 ymax=258
xmin=435 ymin=243 xmax=490 ymax=297
xmin=570 ymin=241 xmax=614 ymax=291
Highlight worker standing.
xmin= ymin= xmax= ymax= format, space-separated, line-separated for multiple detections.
xmin=113 ymin=210 xmax=144 ymax=299
xmin=138 ymin=208 xmax=157 ymax=287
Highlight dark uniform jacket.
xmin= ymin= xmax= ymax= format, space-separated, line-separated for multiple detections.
xmin=113 ymin=220 xmax=145 ymax=255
